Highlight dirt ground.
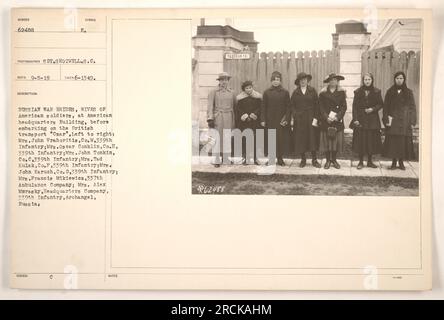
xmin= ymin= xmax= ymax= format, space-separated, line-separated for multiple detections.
xmin=192 ymin=172 xmax=419 ymax=196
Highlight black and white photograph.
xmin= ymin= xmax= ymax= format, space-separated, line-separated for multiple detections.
xmin=192 ymin=17 xmax=422 ymax=196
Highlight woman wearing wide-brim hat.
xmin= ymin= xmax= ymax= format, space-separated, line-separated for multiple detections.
xmin=207 ymin=72 xmax=236 ymax=167
xmin=318 ymin=73 xmax=347 ymax=169
xmin=289 ymin=72 xmax=321 ymax=168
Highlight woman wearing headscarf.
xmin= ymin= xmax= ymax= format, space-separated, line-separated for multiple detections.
xmin=318 ymin=73 xmax=347 ymax=169
xmin=207 ymin=72 xmax=237 ymax=167
xmin=382 ymin=71 xmax=417 ymax=170
xmin=236 ymin=80 xmax=262 ymax=165
xmin=350 ymin=73 xmax=383 ymax=169
xmin=289 ymin=72 xmax=321 ymax=168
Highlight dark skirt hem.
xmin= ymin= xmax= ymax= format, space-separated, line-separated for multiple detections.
xmin=382 ymin=134 xmax=415 ymax=160
xmin=352 ymin=128 xmax=382 ymax=155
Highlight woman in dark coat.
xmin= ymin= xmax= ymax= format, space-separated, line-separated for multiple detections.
xmin=318 ymin=73 xmax=347 ymax=169
xmin=350 ymin=73 xmax=383 ymax=169
xmin=289 ymin=72 xmax=321 ymax=168
xmin=236 ymin=80 xmax=262 ymax=165
xmin=382 ymin=71 xmax=417 ymax=170
xmin=260 ymin=71 xmax=291 ymax=166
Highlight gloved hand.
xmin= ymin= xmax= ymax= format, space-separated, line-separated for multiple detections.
xmin=207 ymin=119 xmax=215 ymax=128
xmin=249 ymin=113 xmax=258 ymax=120
xmin=241 ymin=113 xmax=249 ymax=121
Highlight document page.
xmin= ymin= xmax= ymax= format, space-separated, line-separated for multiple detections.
xmin=10 ymin=8 xmax=432 ymax=290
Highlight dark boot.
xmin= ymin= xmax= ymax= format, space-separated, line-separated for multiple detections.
xmin=357 ymin=154 xmax=364 ymax=170
xmin=299 ymin=153 xmax=307 ymax=168
xmin=277 ymin=157 xmax=285 ymax=166
xmin=389 ymin=159 xmax=397 ymax=170
xmin=324 ymin=152 xmax=331 ymax=169
xmin=367 ymin=154 xmax=377 ymax=168
xmin=331 ymin=151 xmax=340 ymax=169
xmin=399 ymin=159 xmax=406 ymax=170
xmin=311 ymin=151 xmax=321 ymax=168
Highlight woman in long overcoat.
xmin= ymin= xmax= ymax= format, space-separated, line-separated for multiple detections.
xmin=289 ymin=72 xmax=321 ymax=168
xmin=318 ymin=73 xmax=347 ymax=169
xmin=236 ymin=80 xmax=262 ymax=165
xmin=350 ymin=73 xmax=383 ymax=169
xmin=382 ymin=71 xmax=417 ymax=170
xmin=207 ymin=72 xmax=237 ymax=167
xmin=260 ymin=71 xmax=291 ymax=166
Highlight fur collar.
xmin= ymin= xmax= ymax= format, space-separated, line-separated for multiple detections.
xmin=236 ymin=90 xmax=262 ymax=101
xmin=355 ymin=86 xmax=380 ymax=94
xmin=320 ymin=86 xmax=346 ymax=93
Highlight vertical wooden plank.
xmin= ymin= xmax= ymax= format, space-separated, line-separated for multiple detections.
xmin=258 ymin=52 xmax=267 ymax=93
xmin=407 ymin=51 xmax=419 ymax=113
xmin=266 ymin=51 xmax=274 ymax=84
xmin=275 ymin=51 xmax=283 ymax=89
xmin=391 ymin=51 xmax=400 ymax=81
xmin=375 ymin=51 xmax=384 ymax=91
xmin=296 ymin=51 xmax=303 ymax=75
xmin=318 ymin=50 xmax=325 ymax=92
xmin=382 ymin=51 xmax=392 ymax=97
xmin=282 ymin=51 xmax=290 ymax=91
xmin=275 ymin=52 xmax=282 ymax=73
xmin=303 ymin=51 xmax=310 ymax=72
xmin=400 ymin=51 xmax=408 ymax=74
xmin=289 ymin=51 xmax=297 ymax=92
xmin=325 ymin=49 xmax=332 ymax=75
xmin=406 ymin=51 xmax=416 ymax=89
xmin=309 ymin=50 xmax=316 ymax=91
xmin=413 ymin=51 xmax=420 ymax=117
xmin=252 ymin=52 xmax=259 ymax=92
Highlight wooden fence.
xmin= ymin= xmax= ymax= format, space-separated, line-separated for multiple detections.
xmin=224 ymin=49 xmax=340 ymax=96
xmin=362 ymin=50 xmax=421 ymax=114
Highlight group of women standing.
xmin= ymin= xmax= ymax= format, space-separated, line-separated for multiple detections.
xmin=350 ymin=71 xmax=417 ymax=170
xmin=207 ymin=70 xmax=417 ymax=169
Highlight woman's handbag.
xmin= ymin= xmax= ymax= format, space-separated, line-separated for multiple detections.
xmin=327 ymin=126 xmax=337 ymax=139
